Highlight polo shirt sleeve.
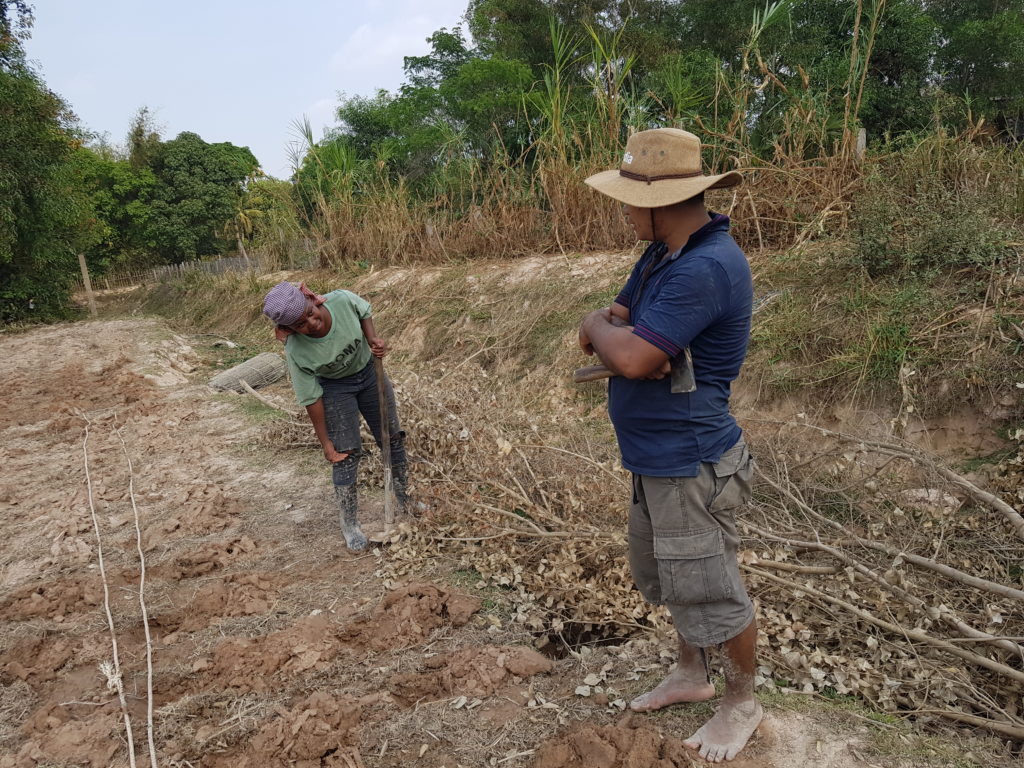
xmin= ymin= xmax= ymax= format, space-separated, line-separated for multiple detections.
xmin=631 ymin=258 xmax=731 ymax=358
xmin=285 ymin=345 xmax=323 ymax=407
xmin=342 ymin=290 xmax=372 ymax=320
xmin=615 ymin=259 xmax=644 ymax=308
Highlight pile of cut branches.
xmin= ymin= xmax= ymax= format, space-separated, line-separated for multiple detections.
xmin=255 ymin=357 xmax=1024 ymax=740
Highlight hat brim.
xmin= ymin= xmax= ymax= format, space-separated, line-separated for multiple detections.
xmin=584 ymin=169 xmax=742 ymax=207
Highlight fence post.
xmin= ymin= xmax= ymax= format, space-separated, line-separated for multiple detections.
xmin=77 ymin=253 xmax=98 ymax=318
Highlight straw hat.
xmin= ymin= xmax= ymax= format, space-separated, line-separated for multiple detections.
xmin=585 ymin=128 xmax=741 ymax=208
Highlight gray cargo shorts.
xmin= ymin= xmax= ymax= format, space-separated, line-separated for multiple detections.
xmin=628 ymin=440 xmax=754 ymax=648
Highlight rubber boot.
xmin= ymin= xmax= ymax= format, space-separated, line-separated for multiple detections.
xmin=391 ymin=460 xmax=411 ymax=510
xmin=334 ymin=484 xmax=367 ymax=551
xmin=391 ymin=461 xmax=426 ymax=516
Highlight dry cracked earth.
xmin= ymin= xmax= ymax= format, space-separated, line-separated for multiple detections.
xmin=0 ymin=319 xmax=896 ymax=768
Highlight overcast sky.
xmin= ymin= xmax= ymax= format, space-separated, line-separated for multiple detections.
xmin=24 ymin=0 xmax=470 ymax=178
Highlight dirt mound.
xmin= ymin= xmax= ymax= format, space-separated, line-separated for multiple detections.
xmin=196 ymin=615 xmax=340 ymax=694
xmin=158 ymin=572 xmax=282 ymax=633
xmin=390 ymin=644 xmax=552 ymax=705
xmin=339 ymin=583 xmax=481 ymax=653
xmin=204 ymin=692 xmax=363 ymax=768
xmin=531 ymin=717 xmax=700 ymax=768
xmin=152 ymin=535 xmax=258 ymax=579
xmin=0 ymin=359 xmax=148 ymax=432
xmin=0 ymin=573 xmax=113 ymax=620
xmin=1 ymin=707 xmax=120 ymax=768
xmin=147 ymin=484 xmax=246 ymax=538
xmin=1 ymin=635 xmax=77 ymax=686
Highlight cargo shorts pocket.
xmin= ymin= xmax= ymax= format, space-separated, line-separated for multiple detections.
xmin=710 ymin=444 xmax=752 ymax=512
xmin=654 ymin=528 xmax=732 ymax=605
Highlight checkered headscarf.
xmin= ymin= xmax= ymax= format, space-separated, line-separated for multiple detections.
xmin=262 ymin=281 xmax=307 ymax=326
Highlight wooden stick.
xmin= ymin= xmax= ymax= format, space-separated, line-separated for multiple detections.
xmin=78 ymin=253 xmax=98 ymax=318
xmin=81 ymin=417 xmax=137 ymax=768
xmin=572 ymin=364 xmax=614 ymax=383
xmin=239 ymin=379 xmax=301 ymax=416
xmin=375 ymin=357 xmax=395 ymax=526
xmin=906 ymin=708 xmax=1024 ymax=742
xmin=115 ymin=427 xmax=158 ymax=768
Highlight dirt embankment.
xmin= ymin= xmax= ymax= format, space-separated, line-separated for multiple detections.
xmin=0 ymin=292 xmax=1015 ymax=765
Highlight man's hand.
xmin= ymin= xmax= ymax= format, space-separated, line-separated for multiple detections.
xmin=322 ymin=440 xmax=350 ymax=464
xmin=367 ymin=336 xmax=388 ymax=358
xmin=579 ymin=307 xmax=614 ymax=355
xmin=579 ymin=326 xmax=595 ymax=355
xmin=579 ymin=306 xmax=670 ymax=379
xmin=645 ymin=359 xmax=671 ymax=379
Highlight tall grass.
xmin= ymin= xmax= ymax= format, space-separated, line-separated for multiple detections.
xmin=288 ymin=7 xmax=1023 ymax=268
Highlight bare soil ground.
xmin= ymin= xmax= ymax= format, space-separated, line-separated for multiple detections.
xmin=0 ymin=318 xmax=1002 ymax=767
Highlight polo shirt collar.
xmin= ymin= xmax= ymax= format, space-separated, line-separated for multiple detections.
xmin=667 ymin=212 xmax=730 ymax=261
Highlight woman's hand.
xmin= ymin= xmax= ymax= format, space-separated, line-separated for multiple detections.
xmin=322 ymin=440 xmax=350 ymax=464
xmin=367 ymin=336 xmax=389 ymax=358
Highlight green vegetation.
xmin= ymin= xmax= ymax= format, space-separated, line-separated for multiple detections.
xmin=3 ymin=0 xmax=1024 ymax=410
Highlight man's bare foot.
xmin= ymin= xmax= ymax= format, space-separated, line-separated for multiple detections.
xmin=683 ymin=697 xmax=763 ymax=763
xmin=629 ymin=666 xmax=716 ymax=712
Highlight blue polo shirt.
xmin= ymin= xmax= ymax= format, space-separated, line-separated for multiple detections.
xmin=608 ymin=214 xmax=752 ymax=477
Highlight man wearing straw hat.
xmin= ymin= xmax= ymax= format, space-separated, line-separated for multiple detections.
xmin=579 ymin=128 xmax=759 ymax=762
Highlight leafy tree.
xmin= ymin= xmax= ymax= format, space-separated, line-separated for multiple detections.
xmin=127 ymin=105 xmax=162 ymax=170
xmin=443 ymin=56 xmax=533 ymax=152
xmin=467 ymin=0 xmax=685 ymax=78
xmin=404 ymin=27 xmax=475 ymax=89
xmin=77 ymin=145 xmax=157 ymax=271
xmin=245 ymin=176 xmax=302 ymax=267
xmin=0 ymin=1 xmax=95 ymax=321
xmin=144 ymin=132 xmax=259 ymax=263
xmin=928 ymin=0 xmax=1024 ymax=121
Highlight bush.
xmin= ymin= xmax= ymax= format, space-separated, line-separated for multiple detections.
xmin=850 ymin=134 xmax=1021 ymax=279
xmin=851 ymin=177 xmax=1012 ymax=278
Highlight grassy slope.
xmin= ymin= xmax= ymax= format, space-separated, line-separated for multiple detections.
xmin=92 ymin=244 xmax=1024 ymax=765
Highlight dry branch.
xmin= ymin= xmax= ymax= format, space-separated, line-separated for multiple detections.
xmin=240 ymin=379 xmax=301 ymax=416
xmin=747 ymin=523 xmax=1024 ymax=657
xmin=771 ymin=420 xmax=1024 ymax=541
xmin=755 ymin=467 xmax=1024 ymax=603
xmin=746 ymin=566 xmax=1024 ymax=686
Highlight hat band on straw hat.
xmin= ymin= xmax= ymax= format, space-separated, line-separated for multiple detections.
xmin=619 ymin=169 xmax=702 ymax=185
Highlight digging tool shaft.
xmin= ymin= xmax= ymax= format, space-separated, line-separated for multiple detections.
xmin=572 ymin=351 xmax=695 ymax=393
xmin=374 ymin=357 xmax=395 ymax=525
xmin=573 ymin=364 xmax=614 ymax=383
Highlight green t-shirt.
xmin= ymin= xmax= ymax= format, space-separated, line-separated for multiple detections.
xmin=284 ymin=290 xmax=373 ymax=406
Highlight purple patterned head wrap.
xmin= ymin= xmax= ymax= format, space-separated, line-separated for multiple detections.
xmin=262 ymin=281 xmax=307 ymax=326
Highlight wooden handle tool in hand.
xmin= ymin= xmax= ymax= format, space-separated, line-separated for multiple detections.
xmin=572 ymin=364 xmax=614 ymax=383
xmin=374 ymin=356 xmax=395 ymax=525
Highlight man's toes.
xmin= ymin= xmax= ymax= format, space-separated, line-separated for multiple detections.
xmin=628 ymin=695 xmax=650 ymax=711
